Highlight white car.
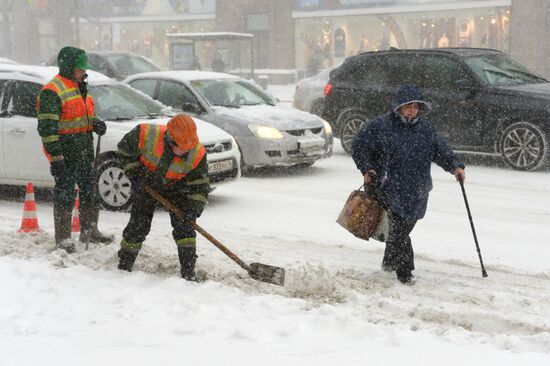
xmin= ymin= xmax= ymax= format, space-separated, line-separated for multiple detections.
xmin=123 ymin=71 xmax=333 ymax=171
xmin=0 ymin=64 xmax=240 ymax=211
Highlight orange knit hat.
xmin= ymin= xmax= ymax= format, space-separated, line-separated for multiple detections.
xmin=167 ymin=114 xmax=199 ymax=150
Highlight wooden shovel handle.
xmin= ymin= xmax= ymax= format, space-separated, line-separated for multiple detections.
xmin=144 ymin=186 xmax=250 ymax=271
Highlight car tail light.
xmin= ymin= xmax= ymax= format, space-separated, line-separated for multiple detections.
xmin=324 ymin=83 xmax=333 ymax=96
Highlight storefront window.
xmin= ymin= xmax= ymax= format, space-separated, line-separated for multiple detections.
xmin=294 ymin=6 xmax=510 ymax=70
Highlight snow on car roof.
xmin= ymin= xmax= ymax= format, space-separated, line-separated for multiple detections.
xmin=0 ymin=64 xmax=115 ymax=85
xmin=124 ymin=70 xmax=239 ymax=83
xmin=0 ymin=57 xmax=18 ymax=65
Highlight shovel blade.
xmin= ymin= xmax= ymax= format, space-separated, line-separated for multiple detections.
xmin=248 ymin=262 xmax=285 ymax=286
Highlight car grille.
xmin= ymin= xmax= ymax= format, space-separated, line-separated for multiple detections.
xmin=204 ymin=140 xmax=232 ymax=153
xmin=285 ymin=127 xmax=323 ymax=136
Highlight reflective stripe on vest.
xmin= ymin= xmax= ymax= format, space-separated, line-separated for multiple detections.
xmin=39 ymin=75 xmax=94 ymax=135
xmin=138 ymin=124 xmax=205 ymax=181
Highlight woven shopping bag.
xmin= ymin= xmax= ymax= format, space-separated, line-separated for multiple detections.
xmin=336 ymin=184 xmax=387 ymax=241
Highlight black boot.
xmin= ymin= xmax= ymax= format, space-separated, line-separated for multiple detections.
xmin=118 ymin=248 xmax=139 ymax=272
xmin=381 ymin=242 xmax=397 ymax=272
xmin=178 ymin=246 xmax=198 ymax=281
xmin=54 ymin=206 xmax=76 ymax=253
xmin=396 ymin=268 xmax=414 ymax=284
xmin=80 ymin=205 xmax=114 ymax=244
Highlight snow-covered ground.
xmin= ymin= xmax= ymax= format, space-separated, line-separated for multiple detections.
xmin=1 ymin=85 xmax=549 ymax=365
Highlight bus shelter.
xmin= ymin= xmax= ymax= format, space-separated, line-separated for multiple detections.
xmin=167 ymin=32 xmax=255 ymax=78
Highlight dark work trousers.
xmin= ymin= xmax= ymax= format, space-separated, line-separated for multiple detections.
xmin=387 ymin=212 xmax=417 ymax=272
xmin=121 ymin=188 xmax=196 ymax=249
xmin=53 ymin=157 xmax=94 ymax=213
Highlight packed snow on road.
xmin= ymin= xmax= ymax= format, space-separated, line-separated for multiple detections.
xmin=1 ymin=88 xmax=549 ymax=365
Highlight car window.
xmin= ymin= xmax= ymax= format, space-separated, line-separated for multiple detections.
xmin=88 ymin=54 xmax=114 ymax=78
xmin=157 ymin=80 xmax=199 ymax=109
xmin=417 ymin=56 xmax=472 ymax=90
xmin=129 ymin=79 xmax=157 ymax=98
xmin=337 ymin=55 xmax=415 ymax=88
xmin=104 ymin=54 xmax=160 ymax=77
xmin=90 ymin=83 xmax=165 ymax=120
xmin=464 ymin=54 xmax=546 ymax=86
xmin=0 ymin=80 xmax=9 ymax=113
xmin=191 ymin=79 xmax=274 ymax=107
xmin=7 ymin=81 xmax=41 ymax=117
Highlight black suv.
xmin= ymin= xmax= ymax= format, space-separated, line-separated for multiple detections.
xmin=322 ymin=48 xmax=550 ymax=171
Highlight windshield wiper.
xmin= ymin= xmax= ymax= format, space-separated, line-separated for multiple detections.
xmin=484 ymin=68 xmax=524 ymax=84
xmin=240 ymin=102 xmax=263 ymax=106
xmin=135 ymin=113 xmax=164 ymax=119
xmin=484 ymin=68 xmax=516 ymax=78
xmin=214 ymin=104 xmax=241 ymax=108
xmin=109 ymin=116 xmax=134 ymax=121
xmin=505 ymin=69 xmax=547 ymax=82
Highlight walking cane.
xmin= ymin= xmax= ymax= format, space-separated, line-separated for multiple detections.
xmin=85 ymin=134 xmax=101 ymax=251
xmin=459 ymin=180 xmax=488 ymax=278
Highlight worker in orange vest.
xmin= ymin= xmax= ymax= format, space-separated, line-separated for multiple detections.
xmin=116 ymin=115 xmax=210 ymax=280
xmin=37 ymin=46 xmax=113 ymax=253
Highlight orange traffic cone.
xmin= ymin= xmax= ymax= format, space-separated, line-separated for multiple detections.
xmin=71 ymin=192 xmax=80 ymax=233
xmin=18 ymin=182 xmax=40 ymax=233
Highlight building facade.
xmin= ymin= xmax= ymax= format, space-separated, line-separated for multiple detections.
xmin=510 ymin=0 xmax=550 ymax=79
xmin=293 ymin=0 xmax=511 ymax=70
xmin=6 ymin=0 xmax=550 ymax=80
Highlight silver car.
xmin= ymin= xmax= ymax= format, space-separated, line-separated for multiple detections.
xmin=293 ymin=65 xmax=340 ymax=116
xmin=46 ymin=51 xmax=161 ymax=81
xmin=123 ymin=71 xmax=333 ymax=170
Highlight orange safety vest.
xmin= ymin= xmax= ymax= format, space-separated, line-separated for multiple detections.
xmin=37 ymin=74 xmax=94 ymax=135
xmin=138 ymin=124 xmax=206 ymax=181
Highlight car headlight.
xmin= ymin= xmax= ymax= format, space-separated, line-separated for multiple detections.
xmin=322 ymin=119 xmax=332 ymax=135
xmin=248 ymin=124 xmax=284 ymax=139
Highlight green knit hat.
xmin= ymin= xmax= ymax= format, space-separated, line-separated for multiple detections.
xmin=74 ymin=52 xmax=89 ymax=70
xmin=57 ymin=46 xmax=89 ymax=78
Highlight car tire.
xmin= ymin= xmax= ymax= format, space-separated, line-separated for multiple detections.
xmin=294 ymin=161 xmax=315 ymax=169
xmin=339 ymin=112 xmax=367 ymax=155
xmin=499 ymin=122 xmax=549 ymax=171
xmin=96 ymin=158 xmax=133 ymax=211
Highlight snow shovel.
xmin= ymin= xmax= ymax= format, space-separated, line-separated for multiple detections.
xmin=145 ymin=186 xmax=286 ymax=286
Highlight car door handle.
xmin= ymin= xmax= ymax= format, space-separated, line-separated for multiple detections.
xmin=9 ymin=128 xmax=26 ymax=136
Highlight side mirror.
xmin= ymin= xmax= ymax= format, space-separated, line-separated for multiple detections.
xmin=455 ymin=79 xmax=475 ymax=90
xmin=182 ymin=102 xmax=203 ymax=115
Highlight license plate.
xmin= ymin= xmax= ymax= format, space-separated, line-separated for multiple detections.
xmin=208 ymin=159 xmax=234 ymax=173
xmin=298 ymin=138 xmax=325 ymax=153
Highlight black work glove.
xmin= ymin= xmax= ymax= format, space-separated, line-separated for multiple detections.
xmin=129 ymin=166 xmax=158 ymax=193
xmin=183 ymin=210 xmax=200 ymax=222
xmin=50 ymin=159 xmax=66 ymax=179
xmin=93 ymin=118 xmax=107 ymax=136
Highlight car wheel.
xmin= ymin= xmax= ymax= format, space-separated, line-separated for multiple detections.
xmin=96 ymin=158 xmax=133 ymax=211
xmin=340 ymin=113 xmax=367 ymax=155
xmin=499 ymin=122 xmax=549 ymax=171
xmin=294 ymin=161 xmax=315 ymax=169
